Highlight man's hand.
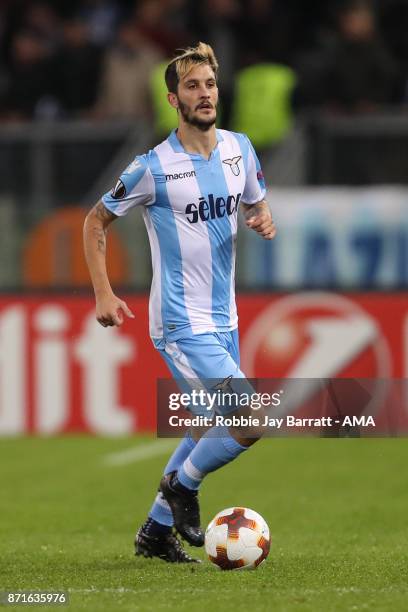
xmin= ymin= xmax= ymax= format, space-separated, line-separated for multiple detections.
xmin=243 ymin=200 xmax=276 ymax=240
xmin=96 ymin=292 xmax=135 ymax=327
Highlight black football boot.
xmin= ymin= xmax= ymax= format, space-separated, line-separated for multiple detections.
xmin=159 ymin=472 xmax=205 ymax=547
xmin=135 ymin=527 xmax=201 ymax=563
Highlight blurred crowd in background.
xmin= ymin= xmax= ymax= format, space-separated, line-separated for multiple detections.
xmin=0 ymin=0 xmax=408 ymax=125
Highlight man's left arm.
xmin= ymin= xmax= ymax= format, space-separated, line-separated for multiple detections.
xmin=242 ymin=200 xmax=277 ymax=240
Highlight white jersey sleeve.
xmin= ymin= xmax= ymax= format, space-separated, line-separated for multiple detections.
xmin=102 ymin=155 xmax=155 ymax=216
xmin=241 ymin=135 xmax=266 ymax=205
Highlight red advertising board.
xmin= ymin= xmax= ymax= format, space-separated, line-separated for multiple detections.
xmin=0 ymin=292 xmax=407 ymax=435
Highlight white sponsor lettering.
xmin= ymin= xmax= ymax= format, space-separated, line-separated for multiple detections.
xmin=75 ymin=313 xmax=135 ymax=435
xmin=0 ymin=306 xmax=26 ymax=434
xmin=34 ymin=305 xmax=69 ymax=434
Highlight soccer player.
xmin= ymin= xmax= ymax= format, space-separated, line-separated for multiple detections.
xmin=83 ymin=42 xmax=276 ymax=563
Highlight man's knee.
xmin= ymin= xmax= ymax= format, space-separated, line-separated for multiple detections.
xmin=228 ymin=429 xmax=261 ymax=447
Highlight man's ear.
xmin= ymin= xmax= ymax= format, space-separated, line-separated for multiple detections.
xmin=167 ymin=92 xmax=178 ymax=109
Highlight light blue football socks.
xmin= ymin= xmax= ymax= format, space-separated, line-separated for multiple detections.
xmin=163 ymin=433 xmax=197 ymax=475
xmin=147 ymin=433 xmax=197 ymax=530
xmin=147 ymin=428 xmax=248 ymax=534
xmin=176 ymin=426 xmax=248 ymax=491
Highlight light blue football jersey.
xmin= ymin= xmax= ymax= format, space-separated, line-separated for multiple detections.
xmin=102 ymin=129 xmax=266 ymax=342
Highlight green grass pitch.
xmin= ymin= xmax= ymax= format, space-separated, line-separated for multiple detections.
xmin=1 ymin=436 xmax=407 ymax=611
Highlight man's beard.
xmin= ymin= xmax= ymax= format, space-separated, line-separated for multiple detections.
xmin=178 ymin=99 xmax=216 ymax=131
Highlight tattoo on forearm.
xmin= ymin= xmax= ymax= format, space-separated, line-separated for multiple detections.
xmin=94 ymin=202 xmax=117 ymax=224
xmin=92 ymin=227 xmax=106 ymax=254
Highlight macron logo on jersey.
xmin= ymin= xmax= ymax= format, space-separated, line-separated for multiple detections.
xmin=166 ymin=170 xmax=196 ymax=182
xmin=185 ymin=193 xmax=241 ymax=224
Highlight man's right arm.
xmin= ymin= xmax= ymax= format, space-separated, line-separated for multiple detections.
xmin=83 ymin=200 xmax=134 ymax=327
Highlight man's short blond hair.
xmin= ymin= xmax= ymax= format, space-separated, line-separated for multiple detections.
xmin=165 ymin=42 xmax=219 ymax=93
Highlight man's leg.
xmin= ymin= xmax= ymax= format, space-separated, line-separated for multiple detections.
xmin=159 ymin=332 xmax=260 ymax=545
xmin=140 ymin=343 xmax=203 ymax=536
xmin=136 ymin=348 xmax=203 ymax=562
xmin=135 ymin=431 xmax=201 ymax=563
xmin=142 ymin=432 xmax=197 ymax=535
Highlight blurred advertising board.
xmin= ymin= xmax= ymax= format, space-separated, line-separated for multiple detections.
xmin=0 ymin=292 xmax=407 ymax=435
xmin=242 ymin=188 xmax=408 ymax=288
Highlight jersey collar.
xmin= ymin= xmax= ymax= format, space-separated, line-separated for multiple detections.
xmin=168 ymin=128 xmax=224 ymax=158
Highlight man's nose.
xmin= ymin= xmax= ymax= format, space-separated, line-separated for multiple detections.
xmin=198 ymin=85 xmax=211 ymax=96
